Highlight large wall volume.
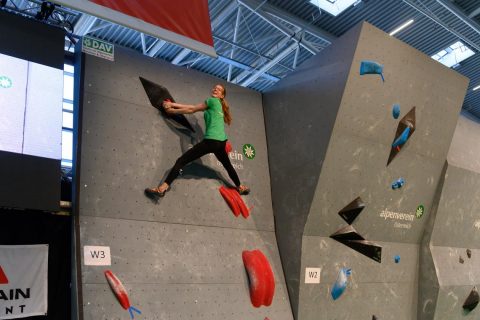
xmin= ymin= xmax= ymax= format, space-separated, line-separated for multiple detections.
xmin=263 ymin=22 xmax=468 ymax=320
xmin=418 ymin=114 xmax=480 ymax=320
xmin=76 ymin=46 xmax=293 ymax=319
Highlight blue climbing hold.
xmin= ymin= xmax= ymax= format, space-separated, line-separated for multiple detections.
xmin=394 ymin=255 xmax=401 ymax=263
xmin=360 ymin=60 xmax=385 ymax=82
xmin=331 ymin=268 xmax=351 ymax=300
xmin=391 ymin=178 xmax=405 ymax=190
xmin=392 ymin=126 xmax=411 ymax=148
xmin=392 ymin=104 xmax=400 ymax=119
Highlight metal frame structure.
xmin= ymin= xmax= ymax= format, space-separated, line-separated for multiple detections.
xmin=1 ymin=0 xmax=480 ymax=117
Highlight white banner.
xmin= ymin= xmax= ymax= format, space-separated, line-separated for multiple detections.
xmin=0 ymin=245 xmax=48 ymax=319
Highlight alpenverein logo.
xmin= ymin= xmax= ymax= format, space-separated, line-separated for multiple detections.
xmin=0 ymin=266 xmax=9 ymax=284
xmin=243 ymin=144 xmax=255 ymax=160
xmin=0 ymin=76 xmax=12 ymax=89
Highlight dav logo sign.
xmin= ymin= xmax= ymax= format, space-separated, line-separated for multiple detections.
xmin=0 ymin=245 xmax=48 ymax=319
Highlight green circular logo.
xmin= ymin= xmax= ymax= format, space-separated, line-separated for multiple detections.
xmin=243 ymin=144 xmax=256 ymax=160
xmin=0 ymin=76 xmax=12 ymax=89
xmin=416 ymin=205 xmax=425 ymax=219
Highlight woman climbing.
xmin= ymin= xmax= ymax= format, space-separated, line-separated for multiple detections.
xmin=144 ymin=84 xmax=250 ymax=199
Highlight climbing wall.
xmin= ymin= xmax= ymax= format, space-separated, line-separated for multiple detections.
xmin=418 ymin=114 xmax=480 ymax=320
xmin=263 ymin=22 xmax=468 ymax=320
xmin=76 ymin=46 xmax=293 ymax=320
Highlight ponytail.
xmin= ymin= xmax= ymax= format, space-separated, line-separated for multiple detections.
xmin=221 ymin=98 xmax=232 ymax=126
xmin=218 ymin=84 xmax=232 ymax=125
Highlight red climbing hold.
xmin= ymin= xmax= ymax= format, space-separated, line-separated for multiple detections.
xmin=225 ymin=141 xmax=232 ymax=154
xmin=219 ymin=186 xmax=250 ymax=218
xmin=105 ymin=270 xmax=131 ymax=310
xmin=242 ymin=250 xmax=275 ymax=307
xmin=219 ymin=186 xmax=241 ymax=217
xmin=225 ymin=187 xmax=250 ymax=218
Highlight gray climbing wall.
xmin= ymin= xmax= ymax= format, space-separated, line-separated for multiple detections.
xmin=418 ymin=114 xmax=480 ymax=320
xmin=263 ymin=21 xmax=468 ymax=320
xmin=76 ymin=45 xmax=293 ymax=320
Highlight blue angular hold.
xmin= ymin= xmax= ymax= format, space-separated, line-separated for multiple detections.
xmin=392 ymin=126 xmax=411 ymax=148
xmin=360 ymin=60 xmax=385 ymax=82
xmin=391 ymin=178 xmax=405 ymax=190
xmin=394 ymin=255 xmax=401 ymax=263
xmin=331 ymin=268 xmax=351 ymax=300
xmin=392 ymin=104 xmax=400 ymax=119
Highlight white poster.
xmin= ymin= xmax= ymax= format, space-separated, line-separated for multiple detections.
xmin=0 ymin=245 xmax=48 ymax=319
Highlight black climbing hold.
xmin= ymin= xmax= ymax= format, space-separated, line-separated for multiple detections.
xmin=139 ymin=77 xmax=195 ymax=133
xmin=459 ymin=256 xmax=464 ymax=264
xmin=338 ymin=197 xmax=365 ymax=225
xmin=330 ymin=225 xmax=382 ymax=263
xmin=463 ymin=287 xmax=479 ymax=312
xmin=467 ymin=249 xmax=472 ymax=259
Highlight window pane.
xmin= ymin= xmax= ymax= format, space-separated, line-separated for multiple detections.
xmin=63 ymin=112 xmax=73 ymax=129
xmin=63 ymin=74 xmax=74 ymax=100
xmin=64 ymin=64 xmax=74 ymax=73
xmin=61 ymin=159 xmax=73 ymax=168
xmin=63 ymin=101 xmax=73 ymax=111
xmin=62 ymin=130 xmax=73 ymax=160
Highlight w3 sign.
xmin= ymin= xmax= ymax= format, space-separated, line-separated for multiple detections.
xmin=83 ymin=246 xmax=111 ymax=266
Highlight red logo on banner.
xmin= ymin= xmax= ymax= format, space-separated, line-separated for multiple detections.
xmin=0 ymin=266 xmax=8 ymax=284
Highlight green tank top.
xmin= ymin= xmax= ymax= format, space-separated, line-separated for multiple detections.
xmin=204 ymin=97 xmax=227 ymax=141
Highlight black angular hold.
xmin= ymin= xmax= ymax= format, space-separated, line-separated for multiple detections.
xmin=372 ymin=316 xmax=378 ymax=320
xmin=338 ymin=197 xmax=365 ymax=224
xmin=463 ymin=287 xmax=479 ymax=312
xmin=337 ymin=239 xmax=382 ymax=263
xmin=330 ymin=225 xmax=365 ymax=241
xmin=387 ymin=107 xmax=416 ymax=165
xmin=139 ymin=77 xmax=195 ymax=132
xmin=467 ymin=249 xmax=472 ymax=259
xmin=330 ymin=225 xmax=382 ymax=263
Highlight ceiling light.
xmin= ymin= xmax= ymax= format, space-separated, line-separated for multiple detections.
xmin=473 ymin=85 xmax=480 ymax=91
xmin=308 ymin=0 xmax=359 ymax=17
xmin=389 ymin=19 xmax=414 ymax=36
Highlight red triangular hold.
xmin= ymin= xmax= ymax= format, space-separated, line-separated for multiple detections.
xmin=0 ymin=266 xmax=9 ymax=284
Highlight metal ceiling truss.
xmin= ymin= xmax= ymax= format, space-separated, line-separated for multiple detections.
xmin=402 ymin=0 xmax=480 ymax=53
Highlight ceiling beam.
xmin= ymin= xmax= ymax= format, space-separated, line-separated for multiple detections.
xmin=217 ymin=56 xmax=279 ymax=82
xmin=469 ymin=5 xmax=480 ymax=19
xmin=240 ymin=41 xmax=297 ymax=87
xmin=238 ymin=0 xmax=319 ymax=54
xmin=140 ymin=33 xmax=146 ymax=54
xmin=402 ymin=0 xmax=480 ymax=52
xmin=436 ymin=0 xmax=480 ymax=37
xmin=146 ymin=39 xmax=167 ymax=57
xmin=171 ymin=0 xmax=238 ymax=65
xmin=228 ymin=6 xmax=242 ymax=82
xmin=214 ymin=35 xmax=293 ymax=71
xmin=238 ymin=0 xmax=335 ymax=44
xmin=73 ymin=14 xmax=97 ymax=36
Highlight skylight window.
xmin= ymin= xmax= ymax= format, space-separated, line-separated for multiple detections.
xmin=431 ymin=41 xmax=475 ymax=68
xmin=308 ymin=0 xmax=359 ymax=17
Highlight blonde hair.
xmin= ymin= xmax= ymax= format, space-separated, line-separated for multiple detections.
xmin=218 ymin=84 xmax=232 ymax=126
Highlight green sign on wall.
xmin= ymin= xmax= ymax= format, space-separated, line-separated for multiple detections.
xmin=82 ymin=36 xmax=115 ymax=61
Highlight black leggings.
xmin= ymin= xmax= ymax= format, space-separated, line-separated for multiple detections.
xmin=164 ymin=139 xmax=241 ymax=187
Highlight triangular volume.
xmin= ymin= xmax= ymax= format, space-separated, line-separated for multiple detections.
xmin=0 ymin=266 xmax=8 ymax=284
xmin=463 ymin=286 xmax=479 ymax=312
xmin=338 ymin=197 xmax=365 ymax=224
xmin=139 ymin=77 xmax=195 ymax=132
xmin=330 ymin=225 xmax=365 ymax=242
xmin=387 ymin=107 xmax=416 ymax=165
xmin=337 ymin=239 xmax=382 ymax=263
